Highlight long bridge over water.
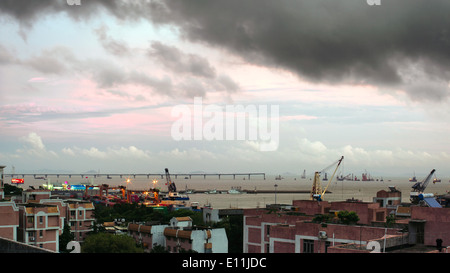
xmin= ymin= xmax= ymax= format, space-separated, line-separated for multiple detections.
xmin=4 ymin=172 xmax=266 ymax=180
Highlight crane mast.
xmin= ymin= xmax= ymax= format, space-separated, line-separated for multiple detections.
xmin=410 ymin=169 xmax=436 ymax=204
xmin=165 ymin=168 xmax=177 ymax=193
xmin=311 ymin=156 xmax=344 ymax=201
xmin=411 ymin=169 xmax=435 ymax=193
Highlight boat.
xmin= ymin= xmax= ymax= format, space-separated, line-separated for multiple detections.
xmin=161 ymin=191 xmax=190 ymax=201
xmin=362 ymin=171 xmax=374 ymax=181
xmin=228 ymin=186 xmax=244 ymax=194
xmin=206 ymin=189 xmax=218 ymax=194
xmin=275 ymin=175 xmax=283 ymax=180
xmin=409 ymin=172 xmax=417 ymax=182
xmin=301 ymin=170 xmax=306 ymax=179
xmin=433 ymin=178 xmax=441 ymax=183
xmin=433 ymin=174 xmax=441 ymax=184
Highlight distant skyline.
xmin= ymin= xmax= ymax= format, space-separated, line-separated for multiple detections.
xmin=1 ymin=0 xmax=450 ymax=177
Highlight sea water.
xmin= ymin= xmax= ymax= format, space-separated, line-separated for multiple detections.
xmin=16 ymin=174 xmax=450 ymax=209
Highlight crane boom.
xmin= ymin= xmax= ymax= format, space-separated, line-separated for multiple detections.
xmin=165 ymin=168 xmax=177 ymax=193
xmin=411 ymin=169 xmax=435 ymax=193
xmin=311 ymin=156 xmax=344 ymax=201
xmin=321 ymin=156 xmax=344 ymax=198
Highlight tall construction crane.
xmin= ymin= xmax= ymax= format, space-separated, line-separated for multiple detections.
xmin=410 ymin=169 xmax=436 ymax=204
xmin=165 ymin=168 xmax=177 ymax=193
xmin=310 ymin=156 xmax=344 ymax=201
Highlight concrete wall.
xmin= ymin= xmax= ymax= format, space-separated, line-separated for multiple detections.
xmin=0 ymin=236 xmax=55 ymax=253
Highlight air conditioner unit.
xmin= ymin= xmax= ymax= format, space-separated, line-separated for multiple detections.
xmin=318 ymin=231 xmax=327 ymax=239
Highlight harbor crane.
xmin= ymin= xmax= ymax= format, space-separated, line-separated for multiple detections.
xmin=310 ymin=156 xmax=344 ymax=201
xmin=165 ymin=168 xmax=177 ymax=193
xmin=410 ymin=169 xmax=436 ymax=204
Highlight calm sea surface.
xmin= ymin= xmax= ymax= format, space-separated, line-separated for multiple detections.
xmin=17 ymin=174 xmax=450 ymax=209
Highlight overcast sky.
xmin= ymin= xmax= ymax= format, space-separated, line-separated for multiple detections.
xmin=1 ymin=0 xmax=450 ymax=177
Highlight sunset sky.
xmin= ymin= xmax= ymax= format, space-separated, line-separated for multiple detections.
xmin=1 ymin=0 xmax=450 ymax=177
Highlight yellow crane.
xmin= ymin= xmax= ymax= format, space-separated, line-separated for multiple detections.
xmin=310 ymin=156 xmax=344 ymax=201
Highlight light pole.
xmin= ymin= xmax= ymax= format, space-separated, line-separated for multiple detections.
xmin=274 ymin=184 xmax=278 ymax=204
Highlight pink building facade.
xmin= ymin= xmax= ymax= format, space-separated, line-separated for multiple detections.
xmin=244 ymin=200 xmax=403 ymax=253
xmin=18 ymin=203 xmax=60 ymax=252
xmin=0 ymin=188 xmax=94 ymax=252
xmin=0 ymin=202 xmax=19 ymax=241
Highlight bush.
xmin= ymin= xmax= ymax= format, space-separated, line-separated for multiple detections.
xmin=337 ymin=210 xmax=359 ymax=225
xmin=82 ymin=233 xmax=143 ymax=253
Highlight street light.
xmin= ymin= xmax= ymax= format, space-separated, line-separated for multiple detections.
xmin=274 ymin=184 xmax=278 ymax=204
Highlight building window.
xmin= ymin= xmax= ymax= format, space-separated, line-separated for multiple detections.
xmin=39 ymin=230 xmax=43 ymax=237
xmin=28 ymin=217 xmax=34 ymax=224
xmin=303 ymin=239 xmax=314 ymax=253
xmin=39 ymin=216 xmax=43 ymax=224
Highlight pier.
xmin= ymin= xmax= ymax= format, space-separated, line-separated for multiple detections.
xmin=5 ymin=172 xmax=266 ymax=180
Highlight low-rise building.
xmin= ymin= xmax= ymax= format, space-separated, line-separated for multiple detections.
xmin=0 ymin=188 xmax=95 ymax=252
xmin=0 ymin=201 xmax=19 ymax=241
xmin=18 ymin=203 xmax=61 ymax=252
xmin=244 ymin=194 xmax=450 ymax=253
xmin=128 ymin=216 xmax=228 ymax=253
xmin=128 ymin=223 xmax=168 ymax=251
xmin=65 ymin=200 xmax=95 ymax=242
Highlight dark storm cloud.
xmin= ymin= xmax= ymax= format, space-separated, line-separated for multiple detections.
xmin=2 ymin=0 xmax=450 ymax=101
xmin=148 ymin=41 xmax=216 ymax=79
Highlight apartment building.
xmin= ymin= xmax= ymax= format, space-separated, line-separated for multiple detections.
xmin=18 ymin=203 xmax=61 ymax=252
xmin=128 ymin=223 xmax=168 ymax=251
xmin=65 ymin=200 xmax=95 ymax=242
xmin=0 ymin=201 xmax=19 ymax=241
xmin=128 ymin=217 xmax=228 ymax=253
xmin=0 ymin=188 xmax=95 ymax=252
xmin=244 ymin=201 xmax=403 ymax=253
xmin=244 ymin=195 xmax=450 ymax=253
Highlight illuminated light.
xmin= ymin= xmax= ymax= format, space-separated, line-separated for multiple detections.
xmin=11 ymin=178 xmax=24 ymax=184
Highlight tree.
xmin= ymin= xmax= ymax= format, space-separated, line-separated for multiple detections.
xmin=3 ymin=183 xmax=23 ymax=196
xmin=212 ymin=215 xmax=243 ymax=253
xmin=337 ymin=210 xmax=359 ymax=225
xmin=81 ymin=233 xmax=144 ymax=253
xmin=59 ymin=221 xmax=75 ymax=253
xmin=386 ymin=214 xmax=396 ymax=227
xmin=150 ymin=244 xmax=169 ymax=253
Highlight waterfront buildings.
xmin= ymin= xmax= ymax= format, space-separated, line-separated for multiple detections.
xmin=0 ymin=188 xmax=94 ymax=252
xmin=243 ymin=188 xmax=450 ymax=253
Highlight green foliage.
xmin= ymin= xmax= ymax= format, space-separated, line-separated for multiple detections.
xmin=59 ymin=221 xmax=75 ymax=253
xmin=212 ymin=215 xmax=243 ymax=253
xmin=93 ymin=203 xmax=205 ymax=226
xmin=3 ymin=184 xmax=23 ymax=195
xmin=150 ymin=244 xmax=169 ymax=253
xmin=337 ymin=210 xmax=359 ymax=225
xmin=386 ymin=214 xmax=396 ymax=227
xmin=81 ymin=233 xmax=144 ymax=253
xmin=312 ymin=213 xmax=333 ymax=223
